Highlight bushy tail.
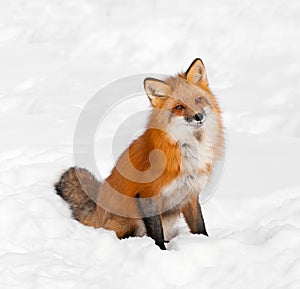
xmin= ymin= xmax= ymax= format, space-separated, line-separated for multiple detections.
xmin=54 ymin=167 xmax=100 ymax=224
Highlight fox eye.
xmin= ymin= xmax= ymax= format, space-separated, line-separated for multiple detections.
xmin=195 ymin=97 xmax=203 ymax=104
xmin=174 ymin=105 xmax=185 ymax=111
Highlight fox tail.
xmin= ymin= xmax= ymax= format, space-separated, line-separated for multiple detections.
xmin=54 ymin=167 xmax=100 ymax=224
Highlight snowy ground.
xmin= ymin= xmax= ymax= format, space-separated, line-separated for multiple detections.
xmin=0 ymin=0 xmax=300 ymax=288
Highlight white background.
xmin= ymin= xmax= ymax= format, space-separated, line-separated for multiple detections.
xmin=0 ymin=1 xmax=299 ymax=288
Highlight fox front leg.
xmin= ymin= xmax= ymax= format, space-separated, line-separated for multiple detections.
xmin=182 ymin=196 xmax=208 ymax=236
xmin=136 ymin=194 xmax=166 ymax=250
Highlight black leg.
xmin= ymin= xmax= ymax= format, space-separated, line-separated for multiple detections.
xmin=182 ymin=196 xmax=208 ymax=236
xmin=136 ymin=194 xmax=166 ymax=250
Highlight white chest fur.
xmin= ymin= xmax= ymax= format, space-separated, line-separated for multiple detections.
xmin=161 ymin=127 xmax=213 ymax=212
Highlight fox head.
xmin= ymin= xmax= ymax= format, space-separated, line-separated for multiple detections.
xmin=144 ymin=58 xmax=222 ymax=142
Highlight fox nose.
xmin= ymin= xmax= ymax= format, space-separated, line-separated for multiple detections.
xmin=194 ymin=112 xmax=205 ymax=122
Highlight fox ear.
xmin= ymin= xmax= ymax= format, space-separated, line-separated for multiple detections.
xmin=144 ymin=78 xmax=171 ymax=108
xmin=185 ymin=58 xmax=208 ymax=87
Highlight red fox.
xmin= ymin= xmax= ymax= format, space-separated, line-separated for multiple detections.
xmin=55 ymin=58 xmax=224 ymax=250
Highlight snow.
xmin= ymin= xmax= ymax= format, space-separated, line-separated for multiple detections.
xmin=0 ymin=0 xmax=300 ymax=288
